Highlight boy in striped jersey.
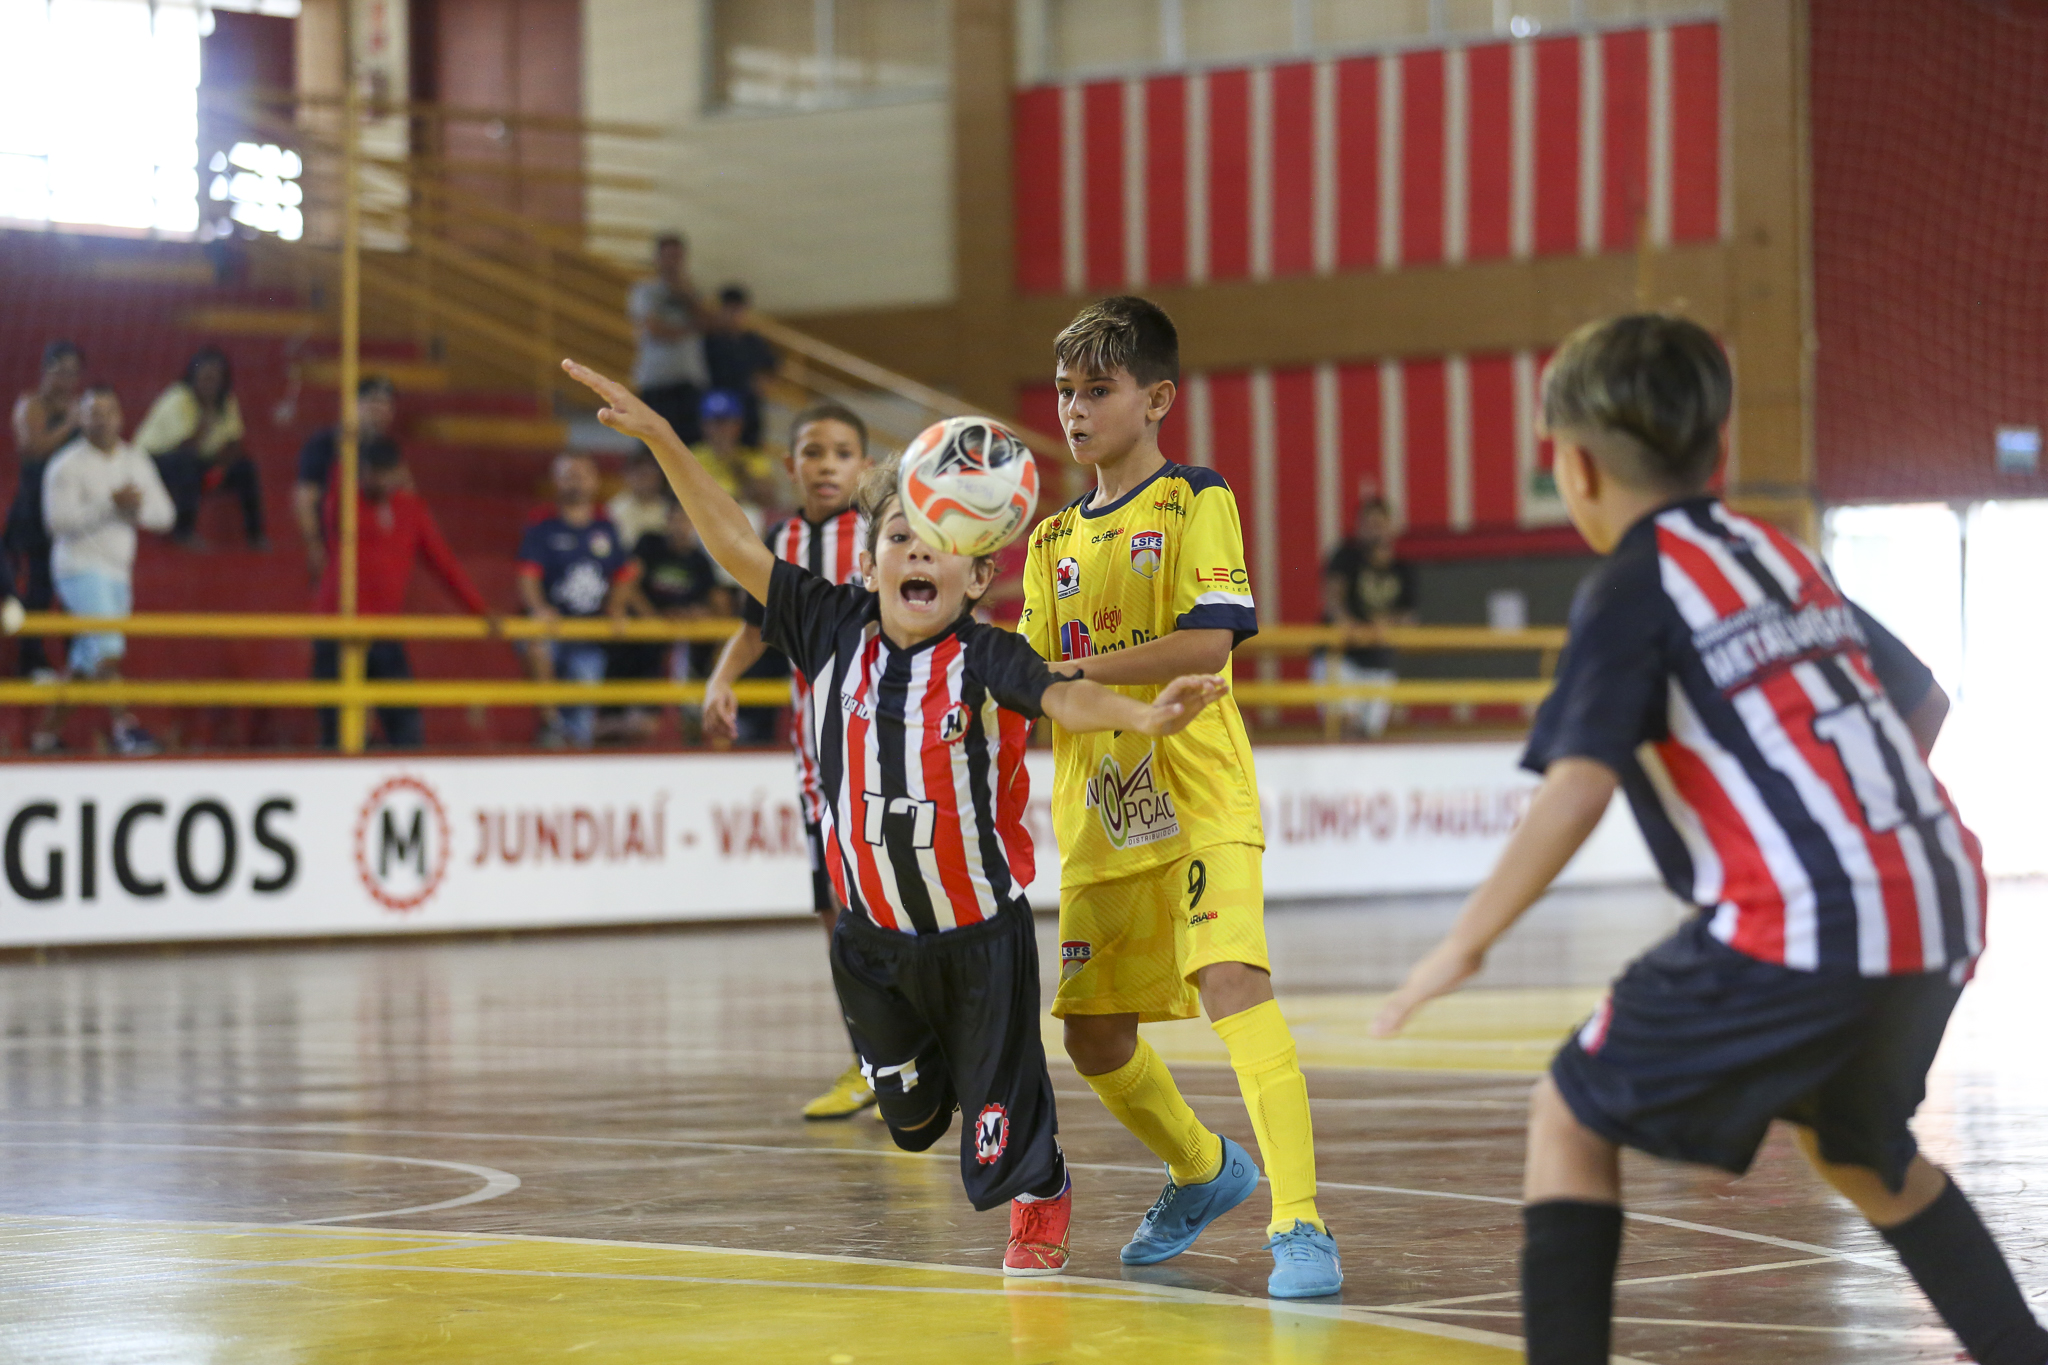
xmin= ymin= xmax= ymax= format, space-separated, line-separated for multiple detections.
xmin=1376 ymin=316 xmax=2046 ymax=1365
xmin=705 ymin=403 xmax=876 ymax=1120
xmin=564 ymin=356 xmax=1230 ymax=1277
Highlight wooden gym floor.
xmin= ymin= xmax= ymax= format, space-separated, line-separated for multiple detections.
xmin=1 ymin=882 xmax=2043 ymax=1363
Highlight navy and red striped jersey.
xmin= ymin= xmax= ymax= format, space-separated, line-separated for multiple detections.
xmin=761 ymin=559 xmax=1056 ymax=934
xmin=743 ymin=507 xmax=867 ymax=826
xmin=1525 ymin=498 xmax=1984 ymax=977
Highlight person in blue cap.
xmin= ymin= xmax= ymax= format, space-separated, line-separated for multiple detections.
xmin=691 ymin=389 xmax=781 ymax=523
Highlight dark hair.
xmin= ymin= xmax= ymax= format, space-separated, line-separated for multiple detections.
xmin=358 ymin=374 xmax=396 ymax=400
xmin=184 ymin=345 xmax=232 ymax=397
xmin=1054 ymin=296 xmax=1180 ymax=386
xmin=655 ymin=231 xmax=686 ymax=250
xmin=787 ymin=401 xmax=869 ymax=456
xmin=1541 ymin=314 xmax=1732 ymax=492
xmin=718 ymin=283 xmax=749 ymax=307
xmin=42 ymin=340 xmax=82 ymax=370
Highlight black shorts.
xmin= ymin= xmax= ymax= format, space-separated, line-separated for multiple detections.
xmin=803 ymin=816 xmax=836 ymax=916
xmin=830 ymin=900 xmax=1061 ymax=1211
xmin=1552 ymin=917 xmax=1964 ymax=1193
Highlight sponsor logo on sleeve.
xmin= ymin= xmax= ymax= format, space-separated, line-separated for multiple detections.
xmin=1055 ymin=556 xmax=1081 ymax=599
xmin=1129 ymin=530 xmax=1164 ymax=579
xmin=1084 ymin=748 xmax=1182 ymax=849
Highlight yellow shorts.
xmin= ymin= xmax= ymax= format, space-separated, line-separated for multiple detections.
xmin=1052 ymin=843 xmax=1269 ymax=1023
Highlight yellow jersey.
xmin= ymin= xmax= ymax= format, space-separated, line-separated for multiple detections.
xmin=1019 ymin=462 xmax=1265 ymax=886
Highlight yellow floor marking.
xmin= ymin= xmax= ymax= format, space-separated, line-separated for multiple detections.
xmin=0 ymin=1214 xmax=1527 ymax=1364
xmin=1047 ymin=988 xmax=1605 ymax=1073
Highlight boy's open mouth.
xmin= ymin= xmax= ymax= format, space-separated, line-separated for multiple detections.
xmin=900 ymin=576 xmax=938 ymax=606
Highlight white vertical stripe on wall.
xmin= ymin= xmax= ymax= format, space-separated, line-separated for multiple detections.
xmin=1250 ymin=368 xmax=1280 ymax=621
xmin=1443 ymin=45 xmax=1469 ymax=265
xmin=1379 ymin=359 xmax=1406 ymax=521
xmin=1648 ymin=24 xmax=1674 ymax=249
xmin=1578 ymin=33 xmax=1603 ymax=256
xmin=1378 ymin=53 xmax=1402 ymax=270
xmin=1250 ymin=64 xmax=1275 ymax=280
xmin=1446 ymin=354 xmax=1474 ymax=531
xmin=1510 ymin=38 xmax=1535 ymax=260
xmin=1061 ymin=82 xmax=1086 ymax=293
xmin=1513 ymin=349 xmax=1541 ymax=524
xmin=1124 ymin=77 xmax=1149 ymax=286
xmin=1315 ymin=362 xmax=1342 ymax=554
xmin=1312 ymin=58 xmax=1338 ymax=276
xmin=1186 ymin=72 xmax=1210 ymax=285
xmin=1187 ymin=373 xmax=1214 ymax=468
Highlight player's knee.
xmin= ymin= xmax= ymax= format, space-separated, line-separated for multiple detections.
xmin=886 ymin=1104 xmax=952 ymax=1152
xmin=1063 ymin=1015 xmax=1138 ymax=1076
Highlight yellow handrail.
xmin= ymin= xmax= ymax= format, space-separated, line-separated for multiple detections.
xmin=0 ymin=680 xmax=793 ymax=708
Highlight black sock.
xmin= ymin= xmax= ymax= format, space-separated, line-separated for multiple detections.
xmin=1880 ymin=1180 xmax=2048 ymax=1365
xmin=1522 ymin=1200 xmax=1624 ymax=1365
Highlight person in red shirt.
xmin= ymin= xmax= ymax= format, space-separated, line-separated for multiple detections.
xmin=312 ymin=443 xmax=493 ymax=748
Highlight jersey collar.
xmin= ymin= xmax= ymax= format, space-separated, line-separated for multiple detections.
xmin=1073 ymin=461 xmax=1176 ymax=520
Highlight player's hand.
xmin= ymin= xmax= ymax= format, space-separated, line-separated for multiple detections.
xmin=1371 ymin=938 xmax=1486 ymax=1037
xmin=1132 ymin=675 xmax=1228 ymax=737
xmin=606 ymin=611 xmax=629 ymax=638
xmin=482 ymin=613 xmax=506 ymax=641
xmin=561 ymin=359 xmax=679 ymax=450
xmin=111 ymin=484 xmax=143 ymax=518
xmin=703 ymin=676 xmax=740 ymax=740
xmin=1 ymin=596 xmax=23 ymax=636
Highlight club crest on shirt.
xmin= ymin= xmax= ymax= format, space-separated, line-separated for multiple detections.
xmin=938 ymin=703 xmax=971 ymax=743
xmin=1055 ymin=556 xmax=1081 ymax=599
xmin=974 ymin=1102 xmax=1011 ymax=1165
xmin=1129 ymin=529 xmax=1165 ymax=579
xmin=1084 ymin=747 xmax=1181 ymax=849
xmin=1060 ymin=940 xmax=1092 ymax=981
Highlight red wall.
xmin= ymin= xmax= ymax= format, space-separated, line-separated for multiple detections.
xmin=414 ymin=0 xmax=584 ymax=227
xmin=1811 ymin=0 xmax=2048 ymax=503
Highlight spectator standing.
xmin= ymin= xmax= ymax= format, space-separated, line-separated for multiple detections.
xmin=518 ymin=453 xmax=636 ymax=748
xmin=628 ymin=233 xmax=708 ymax=448
xmin=294 ymin=376 xmax=402 ymax=583
xmin=693 ymin=389 xmax=782 ymax=521
xmin=6 ymin=340 xmax=86 ymax=679
xmin=31 ymin=385 xmax=174 ymax=755
xmin=311 ymin=442 xmax=492 ymax=750
xmin=605 ymin=447 xmax=671 ymax=550
xmin=619 ymin=500 xmax=729 ymax=742
xmin=136 ymin=346 xmax=266 ymax=550
xmin=1315 ymin=496 xmax=1418 ymax=737
xmin=703 ymin=284 xmax=778 ymax=449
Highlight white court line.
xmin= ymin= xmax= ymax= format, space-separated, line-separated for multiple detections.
xmin=0 ymin=1140 xmax=520 ymax=1224
xmin=1374 ymin=1256 xmax=1838 ymax=1309
xmin=0 ymin=1118 xmax=1898 ymax=1272
xmin=1385 ymin=1307 xmax=1945 ymax=1342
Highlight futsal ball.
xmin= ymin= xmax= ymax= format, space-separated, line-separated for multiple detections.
xmin=898 ymin=416 xmax=1040 ymax=557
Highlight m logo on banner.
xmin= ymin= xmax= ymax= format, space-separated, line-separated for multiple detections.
xmin=354 ymin=775 xmax=451 ymax=912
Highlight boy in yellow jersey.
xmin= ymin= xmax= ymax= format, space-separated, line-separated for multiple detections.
xmin=1018 ymin=296 xmax=1340 ymax=1298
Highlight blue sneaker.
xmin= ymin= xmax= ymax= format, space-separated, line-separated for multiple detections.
xmin=1265 ymin=1219 xmax=1342 ymax=1298
xmin=1118 ymin=1136 xmax=1260 ymax=1265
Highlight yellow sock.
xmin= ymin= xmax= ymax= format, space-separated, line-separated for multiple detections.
xmin=1214 ymin=999 xmax=1323 ymax=1237
xmin=1082 ymin=1036 xmax=1223 ymax=1187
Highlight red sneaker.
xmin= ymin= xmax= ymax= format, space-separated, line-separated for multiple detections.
xmin=1004 ymin=1181 xmax=1072 ymax=1277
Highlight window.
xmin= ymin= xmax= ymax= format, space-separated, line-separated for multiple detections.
xmin=710 ymin=0 xmax=947 ymax=113
xmin=1022 ymin=0 xmax=1725 ymax=81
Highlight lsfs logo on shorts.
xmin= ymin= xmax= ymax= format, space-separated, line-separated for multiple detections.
xmin=1129 ymin=529 xmax=1164 ymax=579
xmin=974 ymin=1102 xmax=1011 ymax=1165
xmin=1084 ymin=747 xmax=1182 ymax=850
xmin=1060 ymin=940 xmax=1092 ymax=981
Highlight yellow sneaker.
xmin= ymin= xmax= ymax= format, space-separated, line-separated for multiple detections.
xmin=802 ymin=1062 xmax=877 ymax=1121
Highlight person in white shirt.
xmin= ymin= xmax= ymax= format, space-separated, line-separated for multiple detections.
xmin=627 ymin=232 xmax=708 ymax=446
xmin=135 ymin=346 xmax=265 ymax=550
xmin=33 ymin=385 xmax=175 ymax=755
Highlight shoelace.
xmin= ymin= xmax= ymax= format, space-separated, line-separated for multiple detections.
xmin=1012 ymin=1198 xmax=1067 ymax=1245
xmin=1267 ymin=1223 xmax=1327 ymax=1260
xmin=1138 ymin=1181 xmax=1182 ymax=1229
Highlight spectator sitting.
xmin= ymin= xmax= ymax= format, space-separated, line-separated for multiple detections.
xmin=294 ymin=375 xmax=403 ymax=584
xmin=1314 ymin=495 xmax=1418 ymax=738
xmin=31 ymin=385 xmax=174 ymax=755
xmin=136 ymin=345 xmax=266 ymax=550
xmin=606 ymin=447 xmax=671 ymax=550
xmin=518 ymin=452 xmax=636 ymax=748
xmin=618 ymin=499 xmax=729 ymax=742
xmin=311 ymin=441 xmax=492 ymax=750
xmin=704 ymin=283 xmax=779 ymax=449
xmin=693 ymin=388 xmax=782 ymax=526
xmin=629 ymin=232 xmax=708 ymax=448
xmin=7 ymin=340 xmax=86 ymax=680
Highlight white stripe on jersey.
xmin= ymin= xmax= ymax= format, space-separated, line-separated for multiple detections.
xmin=1668 ymin=683 xmax=1822 ymax=968
xmin=1192 ymin=589 xmax=1256 ymax=609
xmin=837 ymin=628 xmax=911 ymax=924
xmin=1656 ymin=511 xmax=1766 ymax=625
xmin=1891 ymin=820 xmax=1949 ymax=971
xmin=1931 ymin=813 xmax=1986 ymax=960
xmin=1638 ymin=740 xmax=1726 ymax=909
xmin=1777 ymin=660 xmax=1893 ymax=975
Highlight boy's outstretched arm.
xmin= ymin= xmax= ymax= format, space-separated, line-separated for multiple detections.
xmin=1372 ymin=758 xmax=1619 ymax=1037
xmin=1041 ymin=674 xmax=1227 ymax=738
xmin=563 ymin=359 xmax=774 ymax=604
xmin=1046 ymin=629 xmax=1233 ymax=686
